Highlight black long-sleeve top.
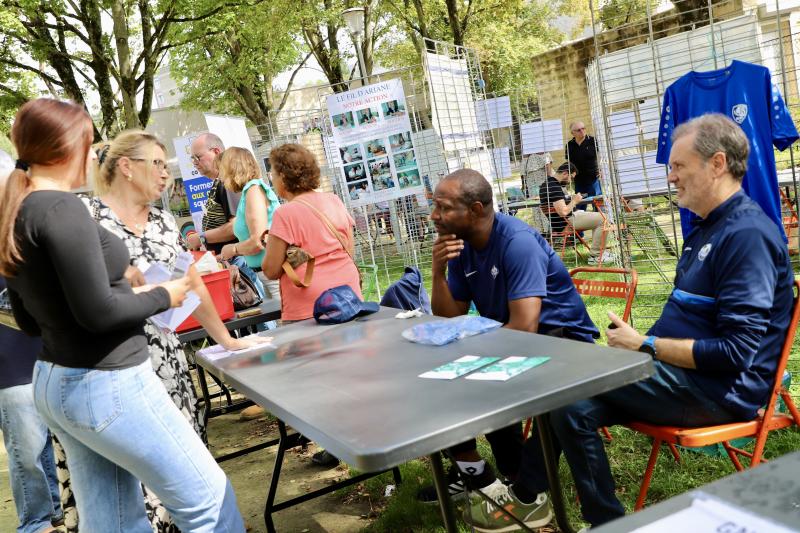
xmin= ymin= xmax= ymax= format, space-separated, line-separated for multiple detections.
xmin=6 ymin=191 xmax=171 ymax=369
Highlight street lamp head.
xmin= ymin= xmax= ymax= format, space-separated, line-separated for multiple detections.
xmin=342 ymin=7 xmax=365 ymax=37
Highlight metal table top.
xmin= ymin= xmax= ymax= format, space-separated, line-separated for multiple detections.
xmin=196 ymin=307 xmax=653 ymax=472
xmin=177 ymin=299 xmax=282 ymax=343
xmin=594 ymin=451 xmax=800 ymax=532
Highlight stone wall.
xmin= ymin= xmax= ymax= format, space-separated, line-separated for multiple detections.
xmin=529 ymin=1 xmax=747 ymax=139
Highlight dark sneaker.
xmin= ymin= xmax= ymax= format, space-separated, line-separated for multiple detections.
xmin=311 ymin=449 xmax=340 ymax=467
xmin=417 ymin=467 xmax=470 ymax=503
xmin=464 ymin=479 xmax=553 ymax=532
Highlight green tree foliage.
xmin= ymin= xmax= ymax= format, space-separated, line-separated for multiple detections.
xmin=597 ymin=0 xmax=658 ymax=29
xmin=0 ymin=0 xmax=253 ymax=138
xmin=380 ymin=0 xmax=566 ymax=95
xmin=169 ymin=0 xmax=306 ymax=134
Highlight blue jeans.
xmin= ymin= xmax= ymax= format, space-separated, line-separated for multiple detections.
xmin=33 ymin=360 xmax=245 ymax=533
xmin=516 ymin=361 xmax=739 ymax=527
xmin=573 ymin=180 xmax=602 ymax=211
xmin=0 ymin=383 xmax=63 ymax=533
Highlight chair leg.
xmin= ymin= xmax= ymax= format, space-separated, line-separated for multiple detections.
xmin=722 ymin=441 xmax=746 ymax=471
xmin=523 ymin=417 xmax=533 ymax=442
xmin=635 ymin=438 xmax=662 ymax=511
xmin=667 ymin=443 xmax=680 ymax=463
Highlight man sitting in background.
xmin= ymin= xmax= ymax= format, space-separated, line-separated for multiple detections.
xmin=540 ymin=162 xmax=614 ymax=264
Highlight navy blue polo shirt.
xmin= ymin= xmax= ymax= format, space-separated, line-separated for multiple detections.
xmin=447 ymin=213 xmax=598 ymax=342
xmin=648 ymin=190 xmax=793 ymax=419
xmin=0 ymin=276 xmax=42 ymax=389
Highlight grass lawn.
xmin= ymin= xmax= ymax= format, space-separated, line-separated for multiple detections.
xmin=346 ymin=247 xmax=800 ymax=532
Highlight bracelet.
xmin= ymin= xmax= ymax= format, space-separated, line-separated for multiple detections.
xmin=233 ymin=244 xmax=238 ymax=256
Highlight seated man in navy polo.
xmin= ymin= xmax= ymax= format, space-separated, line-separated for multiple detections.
xmin=469 ymin=113 xmax=795 ymax=531
xmin=419 ymin=168 xmax=598 ymax=525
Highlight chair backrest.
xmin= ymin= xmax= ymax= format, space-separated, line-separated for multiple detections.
xmin=759 ymin=280 xmax=800 ymax=426
xmin=569 ymin=267 xmax=638 ymax=323
xmin=379 ymin=266 xmax=432 ymax=313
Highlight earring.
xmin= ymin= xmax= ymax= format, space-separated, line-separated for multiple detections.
xmin=127 ymin=174 xmax=133 ymax=182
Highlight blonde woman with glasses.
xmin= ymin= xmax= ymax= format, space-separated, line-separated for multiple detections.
xmin=81 ymin=130 xmax=265 ymax=532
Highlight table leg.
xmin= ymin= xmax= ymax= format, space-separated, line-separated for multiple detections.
xmin=264 ymin=420 xmax=290 ymax=533
xmin=430 ymin=452 xmax=458 ymax=533
xmin=392 ymin=466 xmax=402 ymax=486
xmin=196 ymin=365 xmax=212 ymax=433
xmin=536 ymin=414 xmax=575 ymax=533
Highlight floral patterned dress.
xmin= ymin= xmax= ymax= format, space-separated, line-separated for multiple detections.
xmin=52 ymin=196 xmax=205 ymax=533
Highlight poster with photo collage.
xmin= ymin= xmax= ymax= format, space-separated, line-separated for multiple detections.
xmin=327 ymin=78 xmax=424 ymax=207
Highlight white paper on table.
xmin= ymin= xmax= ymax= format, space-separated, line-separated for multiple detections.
xmin=197 ymin=334 xmax=276 ymax=361
xmin=631 ymin=493 xmax=799 ymax=532
xmin=144 ymin=262 xmax=201 ymax=332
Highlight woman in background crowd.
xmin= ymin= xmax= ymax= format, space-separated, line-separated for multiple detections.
xmin=0 ymin=98 xmax=245 ymax=533
xmin=261 ymin=143 xmax=361 ymax=468
xmin=217 ymin=147 xmax=281 ymax=305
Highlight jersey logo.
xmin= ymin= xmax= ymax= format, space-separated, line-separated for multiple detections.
xmin=465 ymin=270 xmax=477 ymax=278
xmin=698 ymin=243 xmax=712 ymax=261
xmin=732 ymin=104 xmax=748 ymax=124
xmin=491 ymin=265 xmax=499 ymax=279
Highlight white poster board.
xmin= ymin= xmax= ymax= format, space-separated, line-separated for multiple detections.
xmin=172 ymin=134 xmax=211 ymax=231
xmin=425 ymin=51 xmax=483 ymax=152
xmin=520 ymin=119 xmax=563 ymax=155
xmin=639 ymin=98 xmax=661 ymax=140
xmin=476 ymin=96 xmax=513 ymax=130
xmin=203 ymin=114 xmax=255 ymax=154
xmin=327 ymin=78 xmax=424 ymax=207
xmin=491 ymin=147 xmax=512 ymax=178
xmin=609 ymin=111 xmax=639 ymax=150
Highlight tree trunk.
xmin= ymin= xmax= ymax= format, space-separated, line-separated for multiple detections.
xmin=445 ymin=0 xmax=465 ymax=46
xmin=111 ymin=0 xmax=139 ymax=129
xmin=82 ymin=0 xmax=116 ymax=136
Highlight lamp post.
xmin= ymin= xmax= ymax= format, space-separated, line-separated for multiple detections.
xmin=342 ymin=7 xmax=368 ymax=83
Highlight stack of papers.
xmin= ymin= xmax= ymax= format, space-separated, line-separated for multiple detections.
xmin=143 ymin=252 xmax=201 ymax=331
xmin=419 ymin=355 xmax=550 ymax=381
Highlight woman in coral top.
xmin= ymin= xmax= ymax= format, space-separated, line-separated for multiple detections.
xmin=261 ymin=143 xmax=360 ymax=321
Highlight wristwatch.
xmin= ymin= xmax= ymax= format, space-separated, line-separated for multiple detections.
xmin=197 ymin=231 xmax=207 ymax=246
xmin=639 ymin=336 xmax=657 ymax=359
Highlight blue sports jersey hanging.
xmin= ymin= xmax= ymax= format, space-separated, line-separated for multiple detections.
xmin=656 ymin=60 xmax=799 ymax=240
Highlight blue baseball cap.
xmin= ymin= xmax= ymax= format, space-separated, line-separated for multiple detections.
xmin=313 ymin=285 xmax=380 ymax=324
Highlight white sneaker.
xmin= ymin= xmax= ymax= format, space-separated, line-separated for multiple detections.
xmin=588 ymin=250 xmax=616 ymax=265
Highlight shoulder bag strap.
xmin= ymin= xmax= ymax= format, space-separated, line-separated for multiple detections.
xmin=294 ymin=198 xmax=361 ymax=286
xmin=294 ymin=199 xmax=354 ymax=262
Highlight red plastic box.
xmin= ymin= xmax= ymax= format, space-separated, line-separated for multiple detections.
xmin=175 ymin=269 xmax=234 ymax=333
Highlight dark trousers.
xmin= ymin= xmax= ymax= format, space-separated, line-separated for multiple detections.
xmin=449 ymin=422 xmax=523 ymax=478
xmin=516 ymin=361 xmax=739 ymax=527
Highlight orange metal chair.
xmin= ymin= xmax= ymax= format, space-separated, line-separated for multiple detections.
xmin=626 ymin=279 xmax=800 ymax=511
xmin=523 ymin=267 xmax=639 ymax=441
xmin=779 ymin=188 xmax=798 ymax=254
xmin=540 ymin=206 xmax=592 ymax=261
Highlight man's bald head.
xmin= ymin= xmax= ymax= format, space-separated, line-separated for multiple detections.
xmin=442 ymin=169 xmax=493 ymax=209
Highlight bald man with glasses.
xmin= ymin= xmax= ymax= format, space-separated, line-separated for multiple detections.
xmin=186 ymin=132 xmax=240 ymax=253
